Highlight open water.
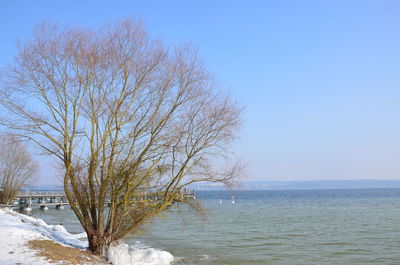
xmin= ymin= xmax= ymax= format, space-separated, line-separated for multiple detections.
xmin=27 ymin=189 xmax=400 ymax=265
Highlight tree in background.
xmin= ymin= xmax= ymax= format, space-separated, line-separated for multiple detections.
xmin=0 ymin=19 xmax=243 ymax=257
xmin=0 ymin=135 xmax=38 ymax=204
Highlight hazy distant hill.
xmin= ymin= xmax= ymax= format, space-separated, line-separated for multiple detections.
xmin=28 ymin=184 xmax=63 ymax=191
xmin=190 ymin=179 xmax=400 ymax=190
xmin=31 ymin=179 xmax=400 ymax=191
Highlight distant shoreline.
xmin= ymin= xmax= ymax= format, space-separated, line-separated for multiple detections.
xmin=187 ymin=179 xmax=400 ymax=191
xmin=29 ymin=179 xmax=400 ymax=194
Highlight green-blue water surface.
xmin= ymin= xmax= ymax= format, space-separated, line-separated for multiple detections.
xmin=28 ymin=189 xmax=400 ymax=265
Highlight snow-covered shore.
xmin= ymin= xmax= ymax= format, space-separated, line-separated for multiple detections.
xmin=0 ymin=208 xmax=174 ymax=265
xmin=0 ymin=208 xmax=89 ymax=264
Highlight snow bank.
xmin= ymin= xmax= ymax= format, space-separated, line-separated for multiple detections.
xmin=4 ymin=208 xmax=88 ymax=249
xmin=107 ymin=243 xmax=174 ymax=265
xmin=0 ymin=208 xmax=174 ymax=265
xmin=0 ymin=208 xmax=56 ymax=265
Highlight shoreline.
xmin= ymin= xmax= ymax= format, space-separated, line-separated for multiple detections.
xmin=0 ymin=208 xmax=174 ymax=265
xmin=0 ymin=208 xmax=107 ymax=265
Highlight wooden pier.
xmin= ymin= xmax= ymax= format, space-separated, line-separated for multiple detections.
xmin=0 ymin=188 xmax=196 ymax=211
xmin=0 ymin=190 xmax=69 ymax=211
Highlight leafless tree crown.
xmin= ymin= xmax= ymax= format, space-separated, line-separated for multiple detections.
xmin=0 ymin=19 xmax=243 ymax=256
xmin=0 ymin=134 xmax=38 ymax=204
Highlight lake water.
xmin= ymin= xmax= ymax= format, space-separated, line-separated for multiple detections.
xmin=26 ymin=189 xmax=400 ymax=265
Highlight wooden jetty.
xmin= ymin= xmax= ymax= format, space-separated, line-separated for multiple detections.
xmin=0 ymin=188 xmax=196 ymax=211
xmin=1 ymin=190 xmax=69 ymax=211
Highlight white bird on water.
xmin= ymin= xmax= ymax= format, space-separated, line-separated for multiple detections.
xmin=231 ymin=195 xmax=235 ymax=204
xmin=219 ymin=199 xmax=222 ymax=204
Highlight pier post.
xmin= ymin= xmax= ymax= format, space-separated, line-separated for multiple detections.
xmin=56 ymin=201 xmax=64 ymax=209
xmin=25 ymin=198 xmax=32 ymax=212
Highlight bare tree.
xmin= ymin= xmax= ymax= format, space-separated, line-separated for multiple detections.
xmin=0 ymin=134 xmax=38 ymax=204
xmin=0 ymin=19 xmax=243 ymax=257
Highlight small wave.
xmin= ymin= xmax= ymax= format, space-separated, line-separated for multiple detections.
xmin=198 ymin=254 xmax=209 ymax=260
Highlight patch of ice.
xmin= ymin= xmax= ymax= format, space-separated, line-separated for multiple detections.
xmin=108 ymin=243 xmax=174 ymax=265
xmin=71 ymin=231 xmax=88 ymax=239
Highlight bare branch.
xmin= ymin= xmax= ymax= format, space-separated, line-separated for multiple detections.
xmin=0 ymin=19 xmax=244 ymax=258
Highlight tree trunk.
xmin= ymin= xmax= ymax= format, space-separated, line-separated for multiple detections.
xmin=0 ymin=190 xmax=16 ymax=205
xmin=87 ymin=232 xmax=114 ymax=258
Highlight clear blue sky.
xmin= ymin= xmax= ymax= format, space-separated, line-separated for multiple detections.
xmin=2 ymin=0 xmax=400 ymax=182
